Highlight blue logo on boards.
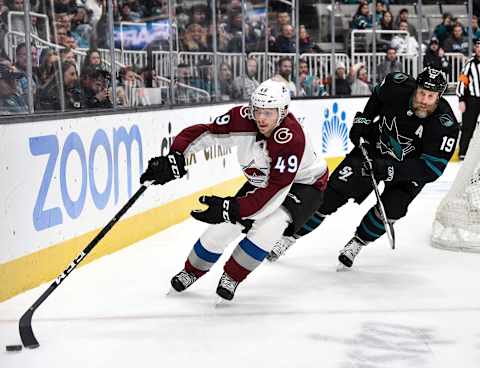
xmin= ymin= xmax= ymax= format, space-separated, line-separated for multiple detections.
xmin=322 ymin=102 xmax=349 ymax=154
xmin=29 ymin=125 xmax=143 ymax=231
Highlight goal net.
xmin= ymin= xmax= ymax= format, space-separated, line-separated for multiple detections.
xmin=431 ymin=125 xmax=480 ymax=252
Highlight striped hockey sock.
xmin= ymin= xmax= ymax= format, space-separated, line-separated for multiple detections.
xmin=224 ymin=238 xmax=269 ymax=282
xmin=184 ymin=239 xmax=222 ymax=278
xmin=295 ymin=211 xmax=327 ymax=238
xmin=356 ymin=207 xmax=386 ymax=243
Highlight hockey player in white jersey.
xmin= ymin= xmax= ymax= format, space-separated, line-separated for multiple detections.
xmin=140 ymin=80 xmax=329 ymax=300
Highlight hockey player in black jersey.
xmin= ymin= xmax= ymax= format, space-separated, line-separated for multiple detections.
xmin=267 ymin=66 xmax=459 ymax=267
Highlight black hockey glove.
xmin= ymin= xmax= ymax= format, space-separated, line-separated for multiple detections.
xmin=362 ymin=158 xmax=395 ymax=182
xmin=140 ymin=151 xmax=187 ymax=185
xmin=349 ymin=112 xmax=372 ymax=147
xmin=190 ymin=196 xmax=240 ymax=224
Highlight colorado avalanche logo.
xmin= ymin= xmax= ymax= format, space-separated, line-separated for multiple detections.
xmin=274 ymin=128 xmax=293 ymax=144
xmin=242 ymin=160 xmax=268 ymax=185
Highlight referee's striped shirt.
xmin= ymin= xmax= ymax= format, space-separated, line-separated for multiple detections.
xmin=456 ymin=56 xmax=480 ymax=100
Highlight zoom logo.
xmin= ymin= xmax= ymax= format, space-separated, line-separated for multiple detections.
xmin=29 ymin=125 xmax=143 ymax=231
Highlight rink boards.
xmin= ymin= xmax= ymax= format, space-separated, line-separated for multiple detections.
xmin=0 ymin=96 xmax=461 ymax=301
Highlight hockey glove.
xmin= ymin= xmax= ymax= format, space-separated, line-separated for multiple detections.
xmin=349 ymin=112 xmax=372 ymax=147
xmin=140 ymin=151 xmax=187 ymax=185
xmin=362 ymin=158 xmax=395 ymax=182
xmin=190 ymin=196 xmax=240 ymax=224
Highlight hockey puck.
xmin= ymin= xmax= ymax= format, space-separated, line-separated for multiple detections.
xmin=5 ymin=344 xmax=23 ymax=352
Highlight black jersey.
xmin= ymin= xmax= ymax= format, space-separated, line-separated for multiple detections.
xmin=360 ymin=72 xmax=459 ymax=184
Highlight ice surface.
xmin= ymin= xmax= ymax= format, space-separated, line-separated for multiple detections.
xmin=1 ymin=162 xmax=479 ymax=368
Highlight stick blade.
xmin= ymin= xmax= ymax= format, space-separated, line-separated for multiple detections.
xmin=386 ymin=222 xmax=396 ymax=250
xmin=19 ymin=309 xmax=40 ymax=349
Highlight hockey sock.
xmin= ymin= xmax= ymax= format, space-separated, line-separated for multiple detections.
xmin=294 ymin=211 xmax=327 ymax=238
xmin=224 ymin=238 xmax=269 ymax=282
xmin=185 ymin=239 xmax=222 ymax=278
xmin=356 ymin=207 xmax=386 ymax=242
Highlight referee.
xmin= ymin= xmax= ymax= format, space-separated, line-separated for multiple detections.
xmin=456 ymin=38 xmax=480 ymax=159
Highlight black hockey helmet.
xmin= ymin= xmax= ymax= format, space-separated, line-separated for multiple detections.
xmin=416 ymin=66 xmax=447 ymax=95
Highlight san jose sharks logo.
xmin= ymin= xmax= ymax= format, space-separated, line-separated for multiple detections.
xmin=242 ymin=159 xmax=268 ymax=185
xmin=379 ymin=116 xmax=415 ymax=161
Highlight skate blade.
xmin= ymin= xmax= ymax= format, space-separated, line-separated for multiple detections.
xmin=165 ymin=287 xmax=180 ymax=296
xmin=214 ymin=296 xmax=231 ymax=308
xmin=336 ymin=262 xmax=351 ymax=272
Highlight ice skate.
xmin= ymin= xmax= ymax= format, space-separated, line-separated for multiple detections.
xmin=170 ymin=269 xmax=198 ymax=292
xmin=216 ymin=272 xmax=239 ymax=301
xmin=266 ymin=236 xmax=296 ymax=262
xmin=338 ymin=236 xmax=366 ymax=268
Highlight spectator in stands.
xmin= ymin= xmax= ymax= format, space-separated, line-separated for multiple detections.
xmin=188 ymin=3 xmax=210 ymax=28
xmin=63 ymin=32 xmax=79 ymax=50
xmin=376 ymin=46 xmax=402 ymax=82
xmin=54 ymin=26 xmax=69 ymax=46
xmin=272 ymin=11 xmax=291 ymax=38
xmin=297 ymin=59 xmax=328 ymax=97
xmin=54 ymin=0 xmax=77 ymax=16
xmin=0 ymin=62 xmax=28 ymax=114
xmin=378 ymin=10 xmax=394 ymax=51
xmin=232 ymin=57 xmax=259 ymax=100
xmin=181 ymin=23 xmax=210 ymax=51
xmin=71 ymin=5 xmax=93 ymax=48
xmin=433 ymin=13 xmax=453 ymax=48
xmin=391 ymin=20 xmax=420 ymax=55
xmin=0 ymin=0 xmax=8 ymax=16
xmin=217 ymin=62 xmax=233 ymax=101
xmin=189 ymin=58 xmax=214 ymax=96
xmin=149 ymin=0 xmax=168 ymax=18
xmin=176 ymin=63 xmax=192 ymax=85
xmin=120 ymin=2 xmax=141 ymax=22
xmin=375 ymin=0 xmax=386 ymax=23
xmin=467 ymin=15 xmax=480 ymax=41
xmin=271 ymin=57 xmax=296 ymax=97
xmin=332 ymin=62 xmax=351 ymax=96
xmin=299 ymin=25 xmax=318 ymax=54
xmin=118 ymin=66 xmax=140 ymax=106
xmin=394 ymin=8 xmax=417 ymax=39
xmin=81 ymin=48 xmax=103 ymax=74
xmin=223 ymin=8 xmax=259 ymax=52
xmin=124 ymin=0 xmax=145 ymax=20
xmin=443 ymin=24 xmax=468 ymax=55
xmin=273 ymin=24 xmax=295 ymax=53
xmin=352 ymin=2 xmax=372 ymax=30
xmin=37 ymin=61 xmax=82 ymax=111
xmin=38 ymin=48 xmax=60 ymax=85
xmin=423 ymin=36 xmax=450 ymax=76
xmin=81 ymin=65 xmax=113 ymax=108
xmin=60 ymin=47 xmax=77 ymax=64
xmin=174 ymin=62 xmax=198 ymax=104
xmin=350 ymin=63 xmax=371 ymax=96
xmin=15 ymin=43 xmax=39 ymax=103
xmin=8 ymin=0 xmax=40 ymax=39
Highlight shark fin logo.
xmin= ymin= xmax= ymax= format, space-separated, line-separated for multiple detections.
xmin=392 ymin=73 xmax=408 ymax=84
xmin=439 ymin=114 xmax=454 ymax=127
xmin=379 ymin=116 xmax=415 ymax=161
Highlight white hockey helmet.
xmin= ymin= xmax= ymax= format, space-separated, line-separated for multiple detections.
xmin=250 ymin=79 xmax=291 ymax=125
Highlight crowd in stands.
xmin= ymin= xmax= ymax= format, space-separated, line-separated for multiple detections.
xmin=0 ymin=0 xmax=479 ymax=114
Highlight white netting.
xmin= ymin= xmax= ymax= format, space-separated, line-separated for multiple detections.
xmin=431 ymin=125 xmax=480 ymax=252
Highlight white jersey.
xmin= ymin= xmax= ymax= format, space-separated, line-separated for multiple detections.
xmin=171 ymin=105 xmax=328 ymax=220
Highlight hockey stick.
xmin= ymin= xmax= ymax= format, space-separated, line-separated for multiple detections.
xmin=19 ymin=183 xmax=150 ymax=349
xmin=358 ymin=138 xmax=396 ymax=249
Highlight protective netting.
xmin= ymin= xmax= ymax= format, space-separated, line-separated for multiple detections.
xmin=432 ymin=125 xmax=480 ymax=253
